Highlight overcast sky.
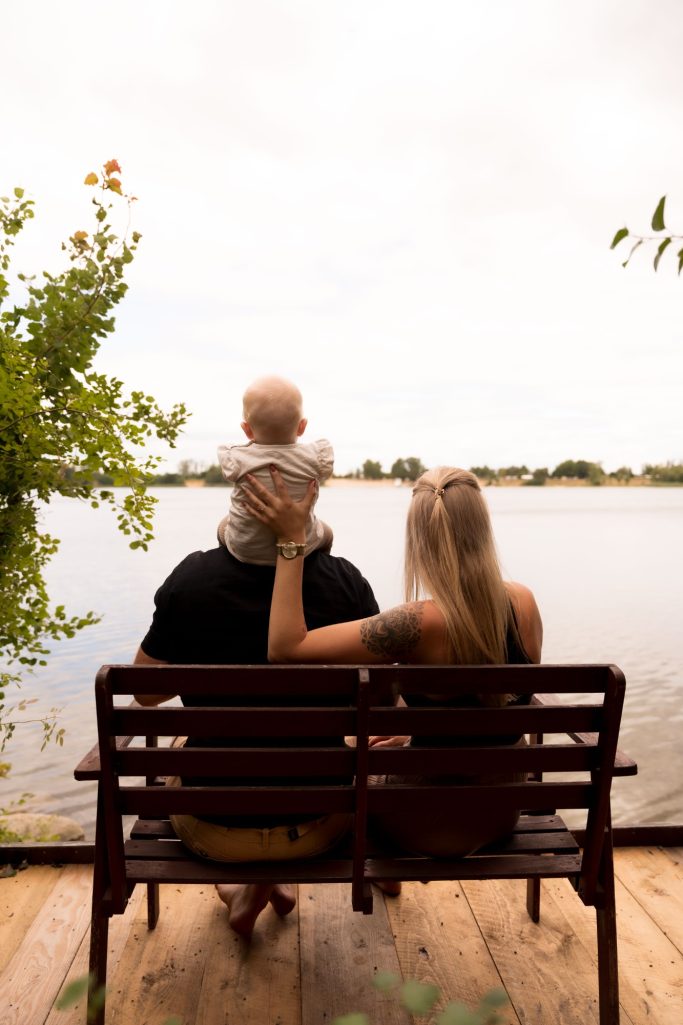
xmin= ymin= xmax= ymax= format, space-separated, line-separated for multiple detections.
xmin=4 ymin=1 xmax=683 ymax=474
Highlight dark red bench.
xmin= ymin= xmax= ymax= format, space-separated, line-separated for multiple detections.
xmin=75 ymin=662 xmax=635 ymax=1024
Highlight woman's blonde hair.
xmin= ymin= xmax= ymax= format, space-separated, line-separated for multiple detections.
xmin=405 ymin=467 xmax=514 ymax=672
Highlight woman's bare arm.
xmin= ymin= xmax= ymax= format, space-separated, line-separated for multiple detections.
xmin=242 ymin=467 xmax=432 ymax=665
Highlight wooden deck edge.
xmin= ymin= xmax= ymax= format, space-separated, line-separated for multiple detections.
xmin=2 ymin=822 xmax=682 ymax=866
xmin=0 ymin=841 xmax=95 ymax=864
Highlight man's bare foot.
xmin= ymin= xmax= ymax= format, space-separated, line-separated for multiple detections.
xmin=374 ymin=880 xmax=402 ymax=896
xmin=269 ymin=883 xmax=297 ymax=917
xmin=215 ymin=883 xmax=273 ymax=938
xmin=215 ymin=883 xmax=297 ymax=937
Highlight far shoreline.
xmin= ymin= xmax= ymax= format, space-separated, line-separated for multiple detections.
xmin=175 ymin=474 xmax=671 ymax=489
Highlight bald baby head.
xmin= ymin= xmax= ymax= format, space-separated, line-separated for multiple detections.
xmin=241 ymin=376 xmax=307 ymax=445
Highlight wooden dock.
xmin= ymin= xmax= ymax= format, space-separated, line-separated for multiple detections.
xmin=1 ymin=846 xmax=682 ymax=1024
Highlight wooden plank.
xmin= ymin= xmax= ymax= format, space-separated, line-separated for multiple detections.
xmin=298 ymin=882 xmax=411 ymax=1024
xmin=541 ymin=852 xmax=683 ymax=1025
xmin=0 ymin=865 xmax=65 ymax=974
xmin=43 ymin=875 xmax=146 ymax=1025
xmin=460 ymin=877 xmax=636 ymax=1025
xmin=99 ymin=880 xmax=301 ymax=1025
xmin=0 ymin=864 xmax=94 ymax=1025
xmin=195 ymin=885 xmax=302 ymax=1025
xmin=614 ymin=846 xmax=683 ymax=953
xmin=0 ymin=842 xmax=95 ymax=864
xmin=103 ymin=882 xmax=220 ymax=1024
xmin=384 ymin=880 xmax=522 ymax=1024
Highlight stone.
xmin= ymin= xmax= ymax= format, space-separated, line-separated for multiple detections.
xmin=0 ymin=811 xmax=85 ymax=842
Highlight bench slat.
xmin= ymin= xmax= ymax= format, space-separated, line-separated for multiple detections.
xmin=367 ymin=705 xmax=604 ymax=735
xmin=111 ymin=707 xmax=356 ymax=737
xmin=118 ymin=786 xmax=356 ymax=816
xmin=116 ymin=747 xmax=355 ymax=777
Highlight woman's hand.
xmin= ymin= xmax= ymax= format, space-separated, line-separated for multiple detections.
xmin=243 ymin=466 xmax=317 ymax=541
xmin=369 ymin=735 xmax=410 ymax=749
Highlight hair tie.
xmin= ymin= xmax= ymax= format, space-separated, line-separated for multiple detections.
xmin=434 ymin=488 xmax=445 ymax=497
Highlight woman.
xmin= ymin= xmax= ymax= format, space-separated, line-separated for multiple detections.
xmin=245 ymin=465 xmax=542 ymax=855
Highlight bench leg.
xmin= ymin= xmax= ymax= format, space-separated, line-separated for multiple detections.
xmin=526 ymin=878 xmax=541 ymax=922
xmin=88 ymin=909 xmax=109 ymax=1025
xmin=147 ymin=882 xmax=160 ymax=929
xmin=596 ymin=833 xmax=620 ymax=1025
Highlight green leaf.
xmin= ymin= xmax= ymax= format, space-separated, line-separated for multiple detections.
xmin=653 ymin=237 xmax=671 ymax=271
xmin=651 ymin=195 xmax=666 ymax=232
xmin=373 ymin=971 xmax=400 ymax=993
xmin=55 ymin=974 xmax=91 ymax=1009
xmin=400 ymin=979 xmax=440 ymax=1014
xmin=435 ymin=1003 xmax=481 ymax=1025
xmin=332 ymin=1015 xmax=370 ymax=1025
xmin=478 ymin=988 xmax=508 ymax=1009
xmin=622 ymin=238 xmax=643 ymax=267
xmin=609 ymin=227 xmax=629 ymax=249
xmin=162 ymin=1017 xmax=183 ymax=1025
xmin=13 ymin=187 xmax=25 ymax=199
xmin=678 ymin=247 xmax=683 ymax=276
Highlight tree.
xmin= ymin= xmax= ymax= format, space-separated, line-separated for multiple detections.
xmin=361 ymin=459 xmax=384 ymax=480
xmin=611 ymin=196 xmax=683 ymax=274
xmin=202 ymin=464 xmax=226 ymax=485
xmin=390 ymin=458 xmax=408 ymax=479
xmin=403 ymin=457 xmax=426 ymax=482
xmin=524 ymin=467 xmax=548 ymax=486
xmin=609 ymin=466 xmax=633 ymax=483
xmin=0 ymin=162 xmax=188 ymax=748
xmin=470 ymin=466 xmax=497 ymax=481
xmin=643 ymin=461 xmax=683 ymax=483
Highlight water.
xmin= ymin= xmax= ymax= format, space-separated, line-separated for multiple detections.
xmin=3 ymin=484 xmax=682 ymax=835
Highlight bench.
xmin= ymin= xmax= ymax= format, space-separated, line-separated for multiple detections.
xmin=75 ymin=662 xmax=636 ymax=1025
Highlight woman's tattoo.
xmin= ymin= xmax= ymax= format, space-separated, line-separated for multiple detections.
xmin=360 ymin=603 xmax=424 ymax=659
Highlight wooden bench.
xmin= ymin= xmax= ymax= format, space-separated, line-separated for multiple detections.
xmin=75 ymin=662 xmax=636 ymax=1025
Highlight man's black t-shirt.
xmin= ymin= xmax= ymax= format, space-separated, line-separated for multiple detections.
xmin=140 ymin=545 xmax=379 ymax=826
xmin=142 ymin=545 xmax=378 ymax=663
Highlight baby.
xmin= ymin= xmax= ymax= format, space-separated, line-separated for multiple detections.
xmin=217 ymin=376 xmax=334 ymax=565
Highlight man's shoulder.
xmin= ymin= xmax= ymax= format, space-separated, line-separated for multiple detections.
xmin=162 ymin=547 xmax=271 ymax=588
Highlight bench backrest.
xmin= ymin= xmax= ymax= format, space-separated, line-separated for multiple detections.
xmin=92 ymin=663 xmax=625 ymax=912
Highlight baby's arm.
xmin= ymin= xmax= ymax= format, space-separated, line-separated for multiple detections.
xmin=314 ymin=438 xmax=334 ymax=482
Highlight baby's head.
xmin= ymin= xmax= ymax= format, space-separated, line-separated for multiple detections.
xmin=241 ymin=376 xmax=307 ymax=445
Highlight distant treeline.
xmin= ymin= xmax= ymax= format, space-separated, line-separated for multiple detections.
xmin=89 ymin=458 xmax=683 ymax=487
xmin=347 ymin=458 xmax=683 ymax=486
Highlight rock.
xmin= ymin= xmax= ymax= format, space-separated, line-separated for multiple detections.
xmin=0 ymin=811 xmax=85 ymax=842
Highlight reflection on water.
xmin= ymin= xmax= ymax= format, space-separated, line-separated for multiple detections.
xmin=3 ymin=485 xmax=682 ymax=835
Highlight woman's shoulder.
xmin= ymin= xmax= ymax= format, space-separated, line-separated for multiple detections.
xmin=504 ymin=581 xmax=543 ymax=663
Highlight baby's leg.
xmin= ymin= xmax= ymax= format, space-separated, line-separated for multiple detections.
xmin=216 ymin=513 xmax=230 ymax=548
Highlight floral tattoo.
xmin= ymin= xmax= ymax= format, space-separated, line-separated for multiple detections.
xmin=360 ymin=603 xmax=424 ymax=659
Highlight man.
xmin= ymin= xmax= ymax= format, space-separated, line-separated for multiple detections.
xmin=133 ymin=542 xmax=379 ymax=936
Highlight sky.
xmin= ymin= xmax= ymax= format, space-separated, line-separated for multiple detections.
xmin=3 ymin=0 xmax=683 ymax=475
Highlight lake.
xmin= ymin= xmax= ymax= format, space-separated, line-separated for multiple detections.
xmin=3 ymin=484 xmax=682 ymax=836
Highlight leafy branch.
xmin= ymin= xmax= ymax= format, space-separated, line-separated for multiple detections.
xmin=611 ymin=195 xmax=683 ymax=273
xmin=0 ymin=160 xmax=189 ymax=749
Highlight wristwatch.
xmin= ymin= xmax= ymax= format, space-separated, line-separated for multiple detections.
xmin=276 ymin=541 xmax=306 ymax=559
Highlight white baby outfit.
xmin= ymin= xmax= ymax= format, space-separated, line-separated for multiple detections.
xmin=217 ymin=438 xmax=334 ymax=565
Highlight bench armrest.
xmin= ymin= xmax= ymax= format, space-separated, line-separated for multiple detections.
xmin=74 ymin=734 xmax=136 ymax=781
xmin=530 ymin=694 xmax=637 ymax=776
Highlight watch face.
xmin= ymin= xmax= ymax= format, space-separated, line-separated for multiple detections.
xmin=281 ymin=542 xmax=297 ymax=559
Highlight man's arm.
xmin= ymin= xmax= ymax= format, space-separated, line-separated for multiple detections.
xmin=133 ymin=645 xmax=176 ymax=705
